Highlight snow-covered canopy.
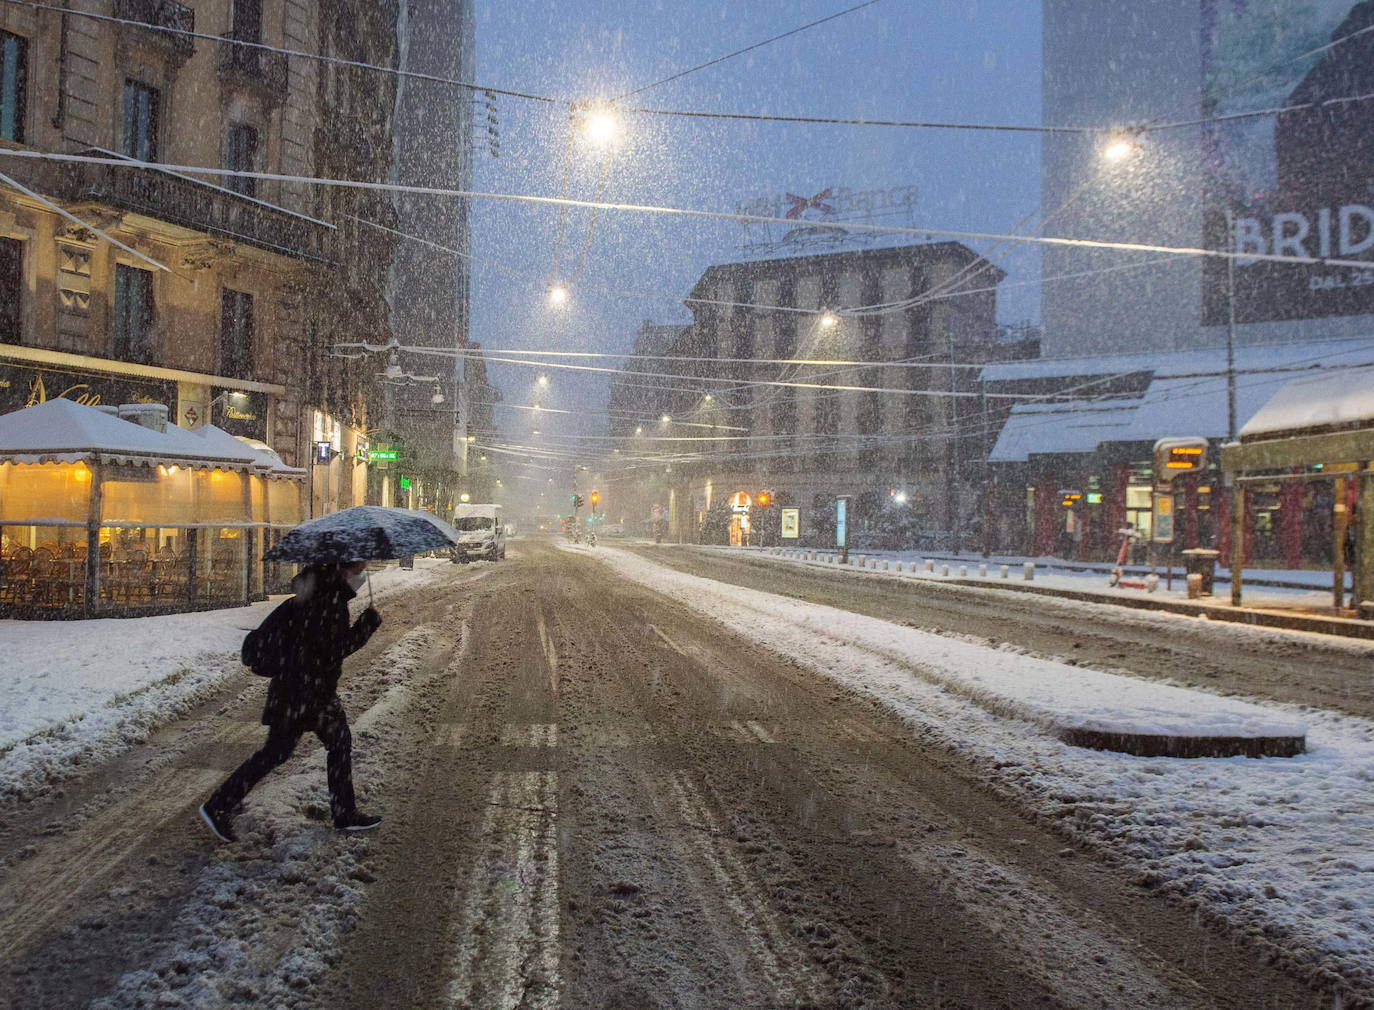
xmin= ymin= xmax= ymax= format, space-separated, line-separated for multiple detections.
xmin=0 ymin=399 xmax=256 ymax=469
xmin=986 ymin=337 xmax=1374 ymax=463
xmin=1240 ymin=365 xmax=1374 ymax=441
xmin=189 ymin=423 xmax=305 ymax=477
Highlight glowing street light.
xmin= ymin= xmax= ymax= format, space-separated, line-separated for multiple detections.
xmin=547 ymin=283 xmax=569 ymax=308
xmin=819 ymin=311 xmax=839 ymax=329
xmin=579 ymin=106 xmax=621 ymax=147
xmin=1100 ymin=127 xmax=1143 ymax=163
xmin=660 ymin=414 xmax=671 ymax=424
xmin=634 ymin=426 xmax=643 ymax=435
xmin=537 ymin=374 xmax=550 ymax=388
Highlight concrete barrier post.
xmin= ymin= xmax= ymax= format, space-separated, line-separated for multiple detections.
xmin=978 ymin=563 xmax=988 ymax=577
xmin=1000 ymin=565 xmax=1010 ymax=578
xmin=1023 ymin=562 xmax=1034 ymax=581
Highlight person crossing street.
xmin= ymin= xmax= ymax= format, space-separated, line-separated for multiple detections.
xmin=199 ymin=561 xmax=383 ymax=842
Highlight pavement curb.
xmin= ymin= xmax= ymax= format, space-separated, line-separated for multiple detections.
xmin=740 ymin=548 xmax=1374 ymax=643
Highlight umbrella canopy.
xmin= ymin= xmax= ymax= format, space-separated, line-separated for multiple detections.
xmin=265 ymin=505 xmax=459 ymax=563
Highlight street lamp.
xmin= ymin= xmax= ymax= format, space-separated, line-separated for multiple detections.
xmin=547 ymin=283 xmax=569 ymax=308
xmin=660 ymin=414 xmax=671 ymax=424
xmin=578 ymin=106 xmax=621 ymax=147
xmin=1100 ymin=127 xmax=1143 ymax=163
xmin=537 ymin=374 xmax=550 ymax=388
xmin=819 ymin=311 xmax=839 ymax=329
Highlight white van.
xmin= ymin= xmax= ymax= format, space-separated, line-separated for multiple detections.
xmin=452 ymin=503 xmax=506 ymax=562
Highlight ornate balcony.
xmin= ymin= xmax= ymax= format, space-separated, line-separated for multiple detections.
xmin=218 ymin=35 xmax=290 ymax=105
xmin=74 ymin=151 xmax=334 ymax=264
xmin=112 ymin=0 xmax=195 ymax=58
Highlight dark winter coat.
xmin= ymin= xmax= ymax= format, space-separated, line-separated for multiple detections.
xmin=241 ymin=567 xmax=382 ymax=726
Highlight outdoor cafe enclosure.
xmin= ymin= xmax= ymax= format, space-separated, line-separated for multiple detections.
xmin=0 ymin=398 xmax=304 ymax=616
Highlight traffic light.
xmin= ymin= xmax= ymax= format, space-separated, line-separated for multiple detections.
xmin=756 ymin=491 xmax=771 ymax=508
xmin=589 ymin=491 xmax=600 ymax=505
xmin=1153 ymin=437 xmax=1208 ymax=482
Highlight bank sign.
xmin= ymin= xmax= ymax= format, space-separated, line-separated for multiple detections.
xmin=1200 ymin=0 xmax=1374 ymax=325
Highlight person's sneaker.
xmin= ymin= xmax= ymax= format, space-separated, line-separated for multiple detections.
xmin=199 ymin=804 xmax=236 ymax=843
xmin=334 ymin=811 xmax=382 ymax=832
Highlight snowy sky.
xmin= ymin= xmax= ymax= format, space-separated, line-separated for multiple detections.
xmin=468 ymin=1 xmax=1043 ymax=442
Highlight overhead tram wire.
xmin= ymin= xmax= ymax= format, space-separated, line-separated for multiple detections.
xmin=613 ymin=0 xmax=886 ymax=102
xmin=17 ymin=150 xmax=1340 ymax=266
xmin=8 ymin=0 xmax=1374 ymax=140
xmin=0 ymin=0 xmax=566 ymax=105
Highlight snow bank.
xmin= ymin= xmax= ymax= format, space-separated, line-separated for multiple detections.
xmin=0 ymin=559 xmax=455 ymax=804
xmin=591 ymin=546 xmax=1306 ymax=747
xmin=584 ymin=545 xmax=1374 ymax=996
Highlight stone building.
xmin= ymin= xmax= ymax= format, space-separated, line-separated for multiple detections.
xmin=621 ymin=243 xmax=1028 ymax=546
xmin=0 ymin=0 xmax=436 ymax=516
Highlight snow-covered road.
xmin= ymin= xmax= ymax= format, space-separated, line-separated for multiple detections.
xmin=0 ymin=540 xmax=1361 ymax=1008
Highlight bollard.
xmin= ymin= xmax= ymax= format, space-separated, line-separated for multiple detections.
xmin=1186 ymin=572 xmax=1203 ymax=599
xmin=978 ymin=563 xmax=988 ymax=577
xmin=940 ymin=564 xmax=950 ymax=577
xmin=1023 ymin=562 xmax=1034 ymax=581
xmin=924 ymin=559 xmax=934 ymax=573
xmin=959 ymin=565 xmax=968 ymax=577
xmin=1000 ymin=565 xmax=1010 ymax=578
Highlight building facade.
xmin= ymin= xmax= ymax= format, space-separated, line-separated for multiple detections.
xmin=0 ymin=0 xmax=434 ymax=519
xmin=1041 ymin=0 xmax=1374 ymax=360
xmin=616 ymin=243 xmax=1029 ymax=546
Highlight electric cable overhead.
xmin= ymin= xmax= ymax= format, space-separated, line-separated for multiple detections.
xmin=613 ymin=0 xmax=886 ymax=101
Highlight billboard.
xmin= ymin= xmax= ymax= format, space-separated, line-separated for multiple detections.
xmin=1201 ymin=0 xmax=1374 ymax=325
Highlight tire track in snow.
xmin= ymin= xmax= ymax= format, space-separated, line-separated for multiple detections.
xmin=443 ymin=770 xmax=561 ymax=1010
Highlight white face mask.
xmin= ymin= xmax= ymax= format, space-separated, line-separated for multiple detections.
xmin=346 ymin=572 xmax=367 ymax=591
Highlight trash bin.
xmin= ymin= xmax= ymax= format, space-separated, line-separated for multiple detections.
xmin=1180 ymin=548 xmax=1221 ymax=596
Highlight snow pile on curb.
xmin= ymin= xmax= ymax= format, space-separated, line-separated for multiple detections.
xmin=588 ymin=545 xmax=1374 ymax=998
xmin=89 ymin=623 xmax=458 ymax=1010
xmin=586 ymin=546 xmax=1306 ymax=745
xmin=0 ymin=559 xmax=455 ymax=806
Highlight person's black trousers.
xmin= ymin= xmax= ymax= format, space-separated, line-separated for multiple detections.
xmin=207 ymin=696 xmax=357 ymax=821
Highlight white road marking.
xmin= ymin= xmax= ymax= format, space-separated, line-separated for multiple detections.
xmin=667 ymin=772 xmax=821 ymax=1005
xmin=444 ymin=771 xmax=561 ymax=1010
xmin=499 ymin=724 xmax=559 ymax=748
xmin=536 ymin=613 xmax=559 ymax=694
xmin=648 ymin=623 xmax=689 ymax=656
xmin=744 ymin=720 xmax=776 ymax=744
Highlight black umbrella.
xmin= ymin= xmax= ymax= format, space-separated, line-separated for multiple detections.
xmin=265 ymin=506 xmax=459 ymax=564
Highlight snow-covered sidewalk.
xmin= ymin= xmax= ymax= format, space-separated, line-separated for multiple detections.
xmin=0 ymin=559 xmax=459 ymax=804
xmin=723 ymin=543 xmax=1349 ymax=613
xmin=589 ymin=544 xmax=1374 ymax=997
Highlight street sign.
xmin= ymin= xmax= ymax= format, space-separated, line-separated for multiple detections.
xmin=1153 ymin=437 xmax=1208 ymax=483
xmin=367 ymin=449 xmax=399 ymax=461
xmin=780 ymin=507 xmax=800 ymax=539
xmin=836 ymin=497 xmax=848 ymax=549
xmin=1153 ymin=492 xmax=1175 ymax=543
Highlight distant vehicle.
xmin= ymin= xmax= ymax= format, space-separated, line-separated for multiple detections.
xmin=452 ymin=503 xmax=506 ymax=562
xmin=606 ymin=523 xmax=626 ymax=537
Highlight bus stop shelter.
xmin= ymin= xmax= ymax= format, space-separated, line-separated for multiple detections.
xmin=1220 ymin=367 xmax=1374 ymax=615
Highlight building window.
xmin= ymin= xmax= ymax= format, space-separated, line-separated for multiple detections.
xmin=219 ymin=288 xmax=254 ymax=379
xmin=113 ymin=264 xmax=155 ymax=363
xmin=0 ymin=236 xmax=21 ymax=342
xmin=121 ymin=80 xmax=160 ymax=161
xmin=0 ymin=31 xmax=27 ymax=143
xmin=232 ymin=0 xmax=263 ymax=43
xmin=226 ymin=123 xmax=258 ymax=196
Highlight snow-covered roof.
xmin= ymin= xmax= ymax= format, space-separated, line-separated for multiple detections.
xmin=988 ymin=401 xmax=1136 ymax=462
xmin=1240 ymin=365 xmax=1374 ymax=440
xmin=189 ymin=423 xmax=306 ymax=477
xmin=986 ymin=337 xmax=1374 ymax=462
xmin=979 ymin=336 xmax=1374 ymax=383
xmin=0 ymin=398 xmax=255 ymax=468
